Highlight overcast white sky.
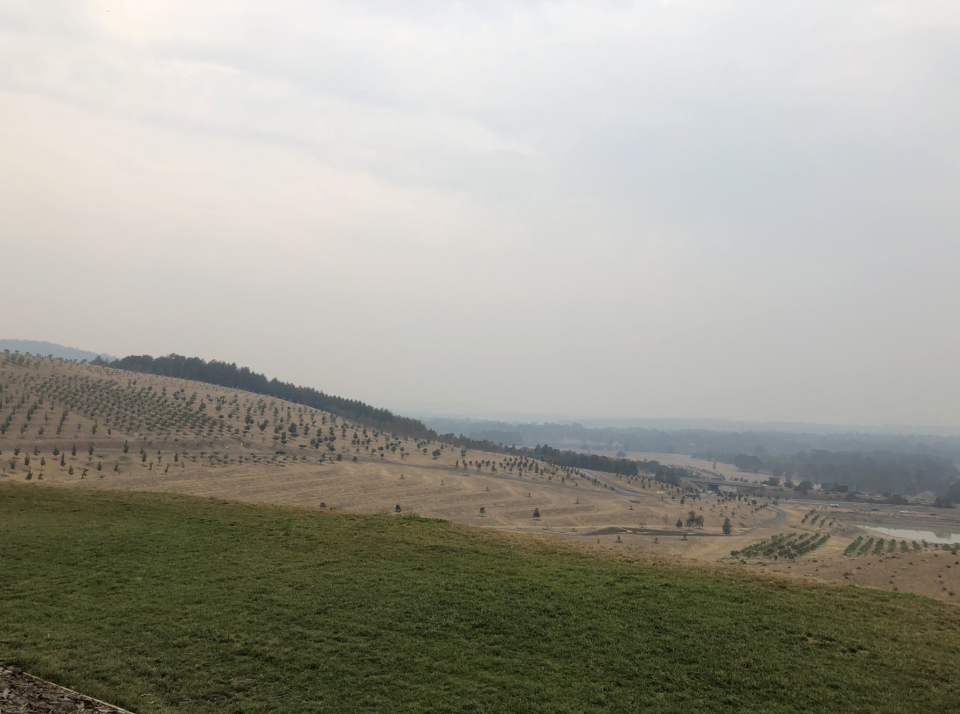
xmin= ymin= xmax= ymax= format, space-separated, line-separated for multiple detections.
xmin=1 ymin=1 xmax=958 ymax=426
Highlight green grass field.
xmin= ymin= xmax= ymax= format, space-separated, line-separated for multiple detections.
xmin=2 ymin=484 xmax=959 ymax=713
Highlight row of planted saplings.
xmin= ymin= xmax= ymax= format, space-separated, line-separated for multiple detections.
xmin=2 ymin=363 xmax=369 ymax=450
xmin=801 ymin=509 xmax=835 ymax=528
xmin=0 ymin=370 xmax=239 ymax=440
xmin=843 ymin=535 xmax=960 ymax=556
xmin=731 ymin=531 xmax=830 ymax=560
xmin=2 ymin=441 xmax=199 ymax=481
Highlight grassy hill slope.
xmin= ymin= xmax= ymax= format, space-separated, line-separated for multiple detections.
xmin=2 ymin=485 xmax=959 ymax=713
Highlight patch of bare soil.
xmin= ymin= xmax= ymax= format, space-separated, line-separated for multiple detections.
xmin=0 ymin=663 xmax=132 ymax=713
xmin=766 ymin=550 xmax=960 ymax=602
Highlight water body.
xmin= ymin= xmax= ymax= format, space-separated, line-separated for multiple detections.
xmin=865 ymin=527 xmax=960 ymax=544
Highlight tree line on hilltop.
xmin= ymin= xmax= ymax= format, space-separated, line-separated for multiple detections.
xmin=102 ymin=354 xmax=638 ymax=476
xmin=532 ymin=444 xmax=639 ymax=476
xmin=105 ymin=354 xmax=433 ymax=435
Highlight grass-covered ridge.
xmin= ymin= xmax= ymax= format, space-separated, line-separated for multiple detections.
xmin=1 ymin=485 xmax=959 ymax=713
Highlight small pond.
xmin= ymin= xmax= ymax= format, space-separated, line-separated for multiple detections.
xmin=865 ymin=527 xmax=960 ymax=544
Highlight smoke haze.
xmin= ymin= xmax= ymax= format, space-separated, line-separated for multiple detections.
xmin=2 ymin=1 xmax=958 ymax=426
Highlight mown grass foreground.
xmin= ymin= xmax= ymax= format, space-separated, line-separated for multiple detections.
xmin=1 ymin=485 xmax=959 ymax=713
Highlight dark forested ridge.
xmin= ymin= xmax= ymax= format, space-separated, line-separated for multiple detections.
xmin=105 ymin=354 xmax=434 ymax=437
xmin=532 ymin=444 xmax=638 ymax=476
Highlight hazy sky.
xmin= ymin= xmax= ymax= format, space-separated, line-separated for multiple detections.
xmin=2 ymin=1 xmax=958 ymax=426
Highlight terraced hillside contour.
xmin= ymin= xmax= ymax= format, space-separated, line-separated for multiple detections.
xmin=11 ymin=351 xmax=959 ymax=603
xmin=3 ymin=352 xmax=758 ymax=539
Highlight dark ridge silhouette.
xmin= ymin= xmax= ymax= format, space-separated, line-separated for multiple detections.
xmin=532 ymin=444 xmax=638 ymax=476
xmin=104 ymin=353 xmax=432 ymax=436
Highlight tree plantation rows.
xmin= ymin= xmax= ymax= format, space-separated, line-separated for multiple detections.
xmin=731 ymin=532 xmax=831 ymax=560
xmin=103 ymin=353 xmax=433 ymax=437
xmin=4 ymin=351 xmax=694 ymax=501
xmin=0 ymin=351 xmax=823 ymax=544
xmin=802 ymin=509 xmax=837 ymax=528
xmin=0 ymin=353 xmax=442 ymax=460
xmin=0 ymin=354 xmax=584 ymax=491
xmin=102 ymin=354 xmax=696 ymax=482
xmin=843 ymin=535 xmax=960 ymax=556
xmin=104 ymin=353 xmax=530 ymax=457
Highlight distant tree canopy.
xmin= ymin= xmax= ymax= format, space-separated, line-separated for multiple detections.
xmin=941 ymin=481 xmax=960 ymax=505
xmin=635 ymin=459 xmax=686 ymax=486
xmin=532 ymin=444 xmax=638 ymax=476
xmin=734 ymin=454 xmax=765 ymax=473
xmin=723 ymin=449 xmax=960 ymax=497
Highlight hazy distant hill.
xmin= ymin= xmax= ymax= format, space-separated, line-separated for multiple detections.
xmin=0 ymin=339 xmax=116 ymax=362
xmin=423 ymin=416 xmax=960 ymax=465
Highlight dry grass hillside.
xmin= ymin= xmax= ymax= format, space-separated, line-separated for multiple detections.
xmin=0 ymin=352 xmax=776 ymax=539
xmin=5 ymin=351 xmax=960 ymax=603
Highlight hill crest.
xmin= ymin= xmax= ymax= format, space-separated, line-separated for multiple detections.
xmin=0 ymin=339 xmax=116 ymax=363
